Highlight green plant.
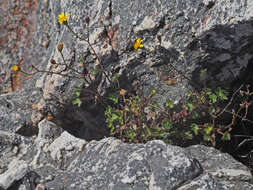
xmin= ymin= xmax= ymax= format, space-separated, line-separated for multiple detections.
xmin=72 ymin=86 xmax=82 ymax=107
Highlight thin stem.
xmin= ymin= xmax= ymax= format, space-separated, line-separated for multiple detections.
xmin=216 ymin=84 xmax=243 ymax=118
xmin=65 ymin=22 xmax=112 ymax=84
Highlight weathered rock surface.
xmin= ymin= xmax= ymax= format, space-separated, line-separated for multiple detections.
xmin=0 ymin=121 xmax=252 ymax=189
xmin=1 ymin=0 xmax=252 ymax=135
xmin=0 ymin=0 xmax=253 ymax=189
xmin=30 ymin=0 xmax=253 ymax=136
xmin=0 ymin=88 xmax=41 ymax=134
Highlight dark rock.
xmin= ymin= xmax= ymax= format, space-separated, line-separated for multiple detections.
xmin=0 ymin=89 xmax=40 ymax=134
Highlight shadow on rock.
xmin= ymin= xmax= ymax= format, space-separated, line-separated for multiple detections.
xmin=51 ymin=100 xmax=109 ymax=141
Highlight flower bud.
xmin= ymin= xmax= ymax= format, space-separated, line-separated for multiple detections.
xmin=50 ymin=59 xmax=57 ymax=65
xmin=85 ymin=16 xmax=90 ymax=24
xmin=57 ymin=42 xmax=64 ymax=53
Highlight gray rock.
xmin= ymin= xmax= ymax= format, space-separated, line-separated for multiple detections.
xmin=0 ymin=128 xmax=252 ymax=189
xmin=186 ymin=145 xmax=253 ymax=189
xmin=30 ymin=0 xmax=253 ymax=133
xmin=186 ymin=145 xmax=252 ymax=181
xmin=0 ymin=131 xmax=35 ymax=168
xmin=36 ymin=119 xmax=63 ymax=142
xmin=0 ymin=159 xmax=28 ymax=189
xmin=32 ymin=138 xmax=203 ymax=190
xmin=0 ymin=89 xmax=41 ymax=134
xmin=0 ymin=0 xmax=59 ymax=94
xmin=1 ymin=0 xmax=253 ymax=189
xmin=178 ymin=173 xmax=229 ymax=190
xmin=29 ymin=137 xmax=252 ymax=189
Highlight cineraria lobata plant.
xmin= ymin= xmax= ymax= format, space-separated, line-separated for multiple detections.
xmin=12 ymin=12 xmax=253 ymax=147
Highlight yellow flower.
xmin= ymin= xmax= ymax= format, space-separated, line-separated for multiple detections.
xmin=120 ymin=89 xmax=127 ymax=96
xmin=58 ymin=12 xmax=70 ymax=24
xmin=134 ymin=38 xmax=144 ymax=50
xmin=12 ymin=65 xmax=19 ymax=71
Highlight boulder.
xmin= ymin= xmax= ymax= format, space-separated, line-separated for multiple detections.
xmin=0 ymin=119 xmax=252 ymax=189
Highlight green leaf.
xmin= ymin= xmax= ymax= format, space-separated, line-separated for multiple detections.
xmin=217 ymin=87 xmax=228 ymax=101
xmin=206 ymin=88 xmax=212 ymax=95
xmin=72 ymin=98 xmax=82 ymax=107
xmin=186 ymin=102 xmax=195 ymax=112
xmin=209 ymin=106 xmax=215 ymax=114
xmin=113 ymin=74 xmax=120 ymax=82
xmin=166 ymin=99 xmax=174 ymax=109
xmin=108 ymin=94 xmax=119 ymax=104
xmin=163 ymin=120 xmax=172 ymax=130
xmin=159 ymin=131 xmax=166 ymax=137
xmin=187 ymin=90 xmax=193 ymax=97
xmin=204 ymin=124 xmax=213 ymax=135
xmin=108 ymin=122 xmax=115 ymax=132
xmin=200 ymin=68 xmax=207 ymax=78
xmin=152 ymin=103 xmax=159 ymax=108
xmin=191 ymin=123 xmax=199 ymax=135
xmin=192 ymin=111 xmax=199 ymax=119
xmin=105 ymin=106 xmax=112 ymax=116
xmin=119 ymin=112 xmax=124 ymax=125
xmin=150 ymin=89 xmax=157 ymax=95
xmin=92 ymin=67 xmax=100 ymax=76
xmin=203 ymin=134 xmax=211 ymax=141
xmin=110 ymin=113 xmax=119 ymax=122
xmin=222 ymin=132 xmax=231 ymax=141
xmin=80 ymin=57 xmax=85 ymax=63
xmin=135 ymin=95 xmax=140 ymax=101
xmin=126 ymin=131 xmax=137 ymax=139
xmin=209 ymin=93 xmax=217 ymax=104
xmin=74 ymin=86 xmax=82 ymax=97
xmin=185 ymin=131 xmax=193 ymax=139
xmin=145 ymin=127 xmax=152 ymax=137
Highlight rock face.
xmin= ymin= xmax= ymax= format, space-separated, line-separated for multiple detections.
xmin=0 ymin=120 xmax=252 ymax=189
xmin=0 ymin=0 xmax=253 ymax=189
xmin=1 ymin=0 xmax=252 ymax=136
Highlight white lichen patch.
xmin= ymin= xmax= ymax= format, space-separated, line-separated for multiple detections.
xmin=161 ymin=36 xmax=172 ymax=49
xmin=105 ymin=139 xmax=122 ymax=156
xmin=121 ymin=175 xmax=136 ymax=184
xmin=134 ymin=16 xmax=156 ymax=32
xmin=148 ymin=173 xmax=162 ymax=190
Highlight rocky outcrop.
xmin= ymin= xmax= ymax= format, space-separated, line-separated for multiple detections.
xmin=1 ymin=0 xmax=252 ymax=137
xmin=0 ymin=120 xmax=252 ymax=189
xmin=0 ymin=0 xmax=253 ymax=189
xmin=33 ymin=0 xmax=253 ymax=134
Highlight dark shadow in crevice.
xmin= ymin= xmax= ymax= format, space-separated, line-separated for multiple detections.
xmin=185 ymin=19 xmax=253 ymax=173
xmin=15 ymin=123 xmax=39 ymax=137
xmin=216 ymin=57 xmax=253 ymax=175
xmin=51 ymin=98 xmax=109 ymax=141
xmin=188 ymin=19 xmax=253 ymax=91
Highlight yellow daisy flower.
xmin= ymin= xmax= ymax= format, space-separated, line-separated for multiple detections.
xmin=58 ymin=12 xmax=70 ymax=24
xmin=120 ymin=89 xmax=127 ymax=96
xmin=134 ymin=38 xmax=144 ymax=51
xmin=12 ymin=65 xmax=19 ymax=71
